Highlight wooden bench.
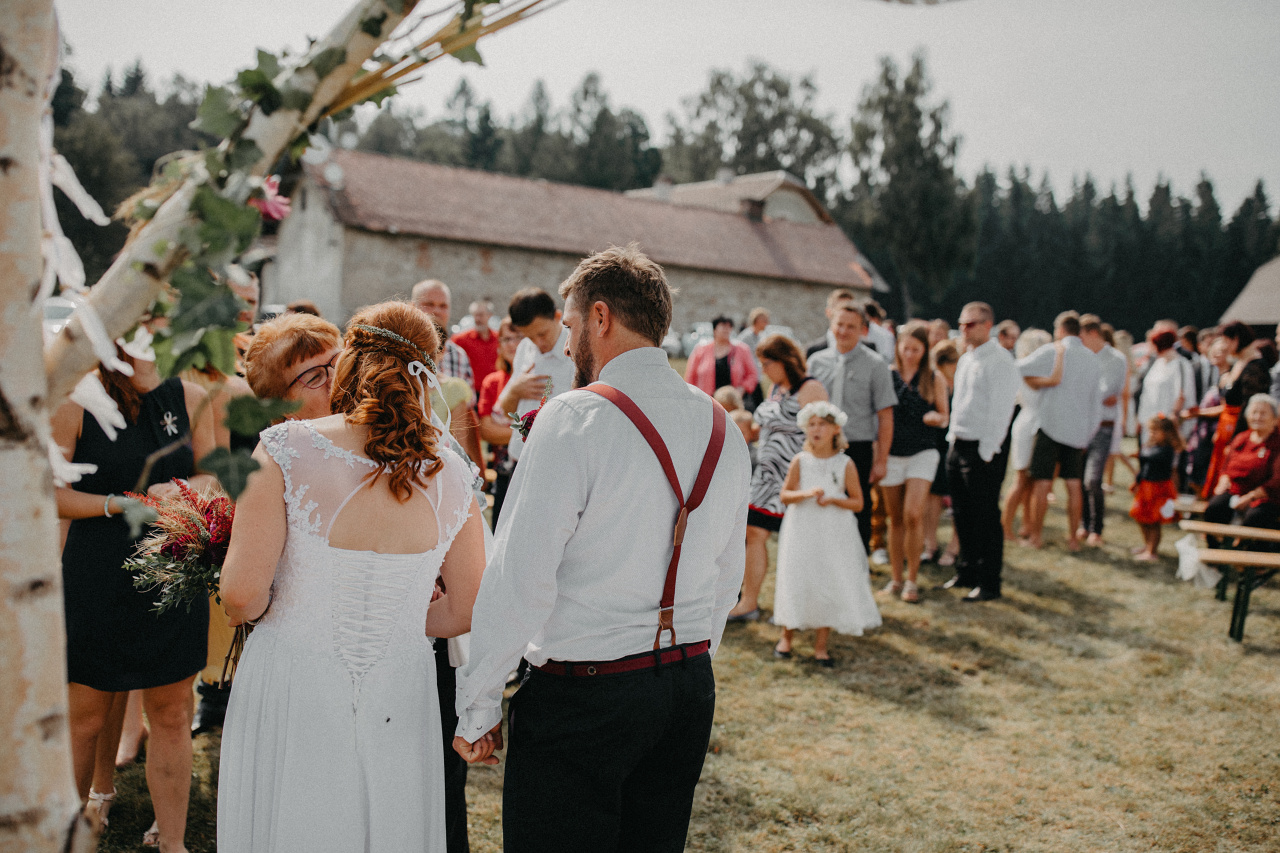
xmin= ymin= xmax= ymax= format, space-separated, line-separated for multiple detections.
xmin=1178 ymin=520 xmax=1280 ymax=641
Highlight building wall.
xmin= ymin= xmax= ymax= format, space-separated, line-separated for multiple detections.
xmin=263 ymin=181 xmax=346 ymax=319
xmin=335 ymin=229 xmax=857 ymax=341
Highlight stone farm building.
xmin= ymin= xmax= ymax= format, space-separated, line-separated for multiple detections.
xmin=265 ymin=149 xmax=881 ymax=340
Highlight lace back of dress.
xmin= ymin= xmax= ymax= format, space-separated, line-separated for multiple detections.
xmin=259 ymin=421 xmax=474 ymax=704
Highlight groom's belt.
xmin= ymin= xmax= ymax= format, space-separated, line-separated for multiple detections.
xmin=534 ymin=640 xmax=710 ymax=677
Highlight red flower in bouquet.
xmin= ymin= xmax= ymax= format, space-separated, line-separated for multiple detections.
xmin=507 ymin=378 xmax=555 ymax=441
xmin=126 ymin=479 xmax=236 ymax=614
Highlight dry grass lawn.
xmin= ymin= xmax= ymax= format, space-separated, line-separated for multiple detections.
xmin=101 ymin=469 xmax=1280 ymax=852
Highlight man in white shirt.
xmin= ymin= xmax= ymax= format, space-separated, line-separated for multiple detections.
xmin=944 ymin=302 xmax=1020 ymax=600
xmin=454 ymin=246 xmax=751 ymax=852
xmin=1078 ymin=314 xmax=1129 ymax=546
xmin=496 ymin=288 xmax=576 ymax=462
xmin=1018 ymin=310 xmax=1104 ymax=551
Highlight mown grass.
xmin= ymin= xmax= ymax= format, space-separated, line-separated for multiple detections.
xmin=101 ymin=462 xmax=1280 ymax=852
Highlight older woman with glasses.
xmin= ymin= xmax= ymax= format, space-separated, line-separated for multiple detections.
xmin=244 ymin=314 xmax=344 ymax=421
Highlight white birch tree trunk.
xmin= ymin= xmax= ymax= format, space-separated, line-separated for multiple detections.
xmin=2 ymin=3 xmax=417 ymax=850
xmin=0 ymin=2 xmax=98 ymax=851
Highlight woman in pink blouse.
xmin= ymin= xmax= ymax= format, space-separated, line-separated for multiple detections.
xmin=685 ymin=315 xmax=759 ymax=397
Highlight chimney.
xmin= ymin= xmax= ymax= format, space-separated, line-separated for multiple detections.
xmin=653 ymin=175 xmax=674 ymax=202
xmin=740 ymin=198 xmax=765 ymax=222
xmin=715 ymin=166 xmax=735 ymax=185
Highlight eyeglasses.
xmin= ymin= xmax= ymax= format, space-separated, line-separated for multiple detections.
xmin=287 ymin=353 xmax=338 ymax=391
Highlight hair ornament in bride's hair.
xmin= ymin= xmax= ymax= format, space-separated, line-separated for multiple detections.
xmin=350 ymin=323 xmax=437 ymax=372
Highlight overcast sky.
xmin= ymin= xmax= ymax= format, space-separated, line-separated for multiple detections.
xmin=55 ymin=0 xmax=1279 ymax=213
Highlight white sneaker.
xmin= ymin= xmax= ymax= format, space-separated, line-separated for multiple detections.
xmin=871 ymin=548 xmax=888 ymax=566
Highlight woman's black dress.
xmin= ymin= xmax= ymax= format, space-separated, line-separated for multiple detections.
xmin=62 ymin=377 xmax=208 ymax=691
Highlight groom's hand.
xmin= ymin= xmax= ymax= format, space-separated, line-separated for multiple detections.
xmin=454 ymin=722 xmax=504 ymax=765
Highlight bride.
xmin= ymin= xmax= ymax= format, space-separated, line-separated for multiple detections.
xmin=217 ymin=301 xmax=490 ymax=851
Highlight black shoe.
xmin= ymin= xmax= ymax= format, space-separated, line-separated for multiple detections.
xmin=962 ymin=587 xmax=1002 ymax=602
xmin=192 ymin=679 xmax=230 ymax=736
xmin=815 ymin=656 xmax=835 ymax=668
xmin=939 ymin=574 xmax=971 ymax=590
xmin=772 ymin=648 xmax=792 ymax=660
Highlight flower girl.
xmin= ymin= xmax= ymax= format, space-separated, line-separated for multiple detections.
xmin=772 ymin=402 xmax=882 ymax=666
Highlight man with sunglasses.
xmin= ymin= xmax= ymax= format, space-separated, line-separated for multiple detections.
xmin=944 ymin=302 xmax=1020 ymax=601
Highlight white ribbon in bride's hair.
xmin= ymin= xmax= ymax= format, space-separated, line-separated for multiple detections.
xmin=408 ymin=360 xmax=450 ymax=436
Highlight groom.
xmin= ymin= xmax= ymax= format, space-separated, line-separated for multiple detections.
xmin=454 ymin=246 xmax=751 ymax=852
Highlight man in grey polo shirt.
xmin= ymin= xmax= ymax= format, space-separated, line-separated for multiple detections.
xmin=809 ymin=303 xmax=897 ymax=550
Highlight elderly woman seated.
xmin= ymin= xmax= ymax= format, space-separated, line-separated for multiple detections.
xmin=1204 ymin=393 xmax=1280 ymax=541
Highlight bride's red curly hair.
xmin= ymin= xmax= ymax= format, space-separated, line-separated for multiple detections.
xmin=330 ymin=302 xmax=443 ymax=502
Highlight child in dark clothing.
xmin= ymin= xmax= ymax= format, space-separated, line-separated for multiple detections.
xmin=1130 ymin=414 xmax=1185 ymax=561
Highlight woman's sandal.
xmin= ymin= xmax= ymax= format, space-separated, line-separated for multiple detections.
xmin=881 ymin=579 xmax=904 ymax=596
xmin=901 ymin=580 xmax=920 ymax=604
xmin=86 ymin=789 xmax=115 ymax=829
xmin=142 ymin=821 xmax=159 ymax=847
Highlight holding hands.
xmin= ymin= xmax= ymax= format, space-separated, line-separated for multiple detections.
xmin=454 ymin=721 xmax=504 ymax=766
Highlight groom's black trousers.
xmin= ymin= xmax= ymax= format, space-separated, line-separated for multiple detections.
xmin=435 ymin=639 xmax=470 ymax=853
xmin=502 ymin=653 xmax=716 ymax=853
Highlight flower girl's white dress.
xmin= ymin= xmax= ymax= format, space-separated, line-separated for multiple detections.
xmin=772 ymin=451 xmax=881 ymax=635
xmin=218 ymin=420 xmax=474 ymax=852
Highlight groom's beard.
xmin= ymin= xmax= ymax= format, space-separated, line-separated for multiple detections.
xmin=572 ymin=341 xmax=595 ymax=389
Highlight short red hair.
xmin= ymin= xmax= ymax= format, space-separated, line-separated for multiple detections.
xmin=243 ymin=314 xmax=341 ymax=399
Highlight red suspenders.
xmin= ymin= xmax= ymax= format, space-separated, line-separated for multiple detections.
xmin=584 ymin=384 xmax=727 ymax=650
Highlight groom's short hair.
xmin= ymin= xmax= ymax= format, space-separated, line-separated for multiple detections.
xmin=558 ymin=244 xmax=673 ymax=346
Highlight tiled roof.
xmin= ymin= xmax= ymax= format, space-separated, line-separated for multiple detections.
xmin=307 ymin=150 xmax=874 ymax=290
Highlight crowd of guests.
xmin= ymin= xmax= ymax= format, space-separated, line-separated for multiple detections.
xmin=56 ymin=256 xmax=1280 ymax=845
xmin=698 ymin=293 xmax=1280 ymax=663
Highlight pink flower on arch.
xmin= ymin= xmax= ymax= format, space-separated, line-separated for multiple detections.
xmin=248 ymin=175 xmax=292 ymax=221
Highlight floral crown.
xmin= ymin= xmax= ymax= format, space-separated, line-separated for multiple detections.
xmin=796 ymin=401 xmax=848 ymax=430
xmin=351 ymin=323 xmax=436 ymax=372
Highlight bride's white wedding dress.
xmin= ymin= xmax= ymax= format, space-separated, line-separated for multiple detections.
xmin=218 ymin=420 xmax=474 ymax=852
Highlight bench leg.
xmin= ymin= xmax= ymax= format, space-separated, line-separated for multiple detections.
xmin=1229 ymin=567 xmax=1256 ymax=642
xmin=1216 ymin=564 xmax=1233 ymax=601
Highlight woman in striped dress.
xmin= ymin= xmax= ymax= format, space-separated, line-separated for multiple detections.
xmin=727 ymin=335 xmax=828 ymax=620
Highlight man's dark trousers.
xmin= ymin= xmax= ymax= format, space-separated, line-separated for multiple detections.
xmin=502 ymin=655 xmax=716 ymax=852
xmin=947 ymin=439 xmax=1006 ymax=593
xmin=435 ymin=639 xmax=470 ymax=853
xmin=1081 ymin=424 xmax=1114 ymax=536
xmin=845 ymin=441 xmax=875 ymax=553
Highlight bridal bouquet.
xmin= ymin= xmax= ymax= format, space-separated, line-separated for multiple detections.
xmin=508 ymin=378 xmax=554 ymax=441
xmin=126 ymin=479 xmax=253 ymax=680
xmin=125 ymin=479 xmax=235 ymax=615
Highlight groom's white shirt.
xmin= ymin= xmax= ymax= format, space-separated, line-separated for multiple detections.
xmin=454 ymin=347 xmax=750 ymax=743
